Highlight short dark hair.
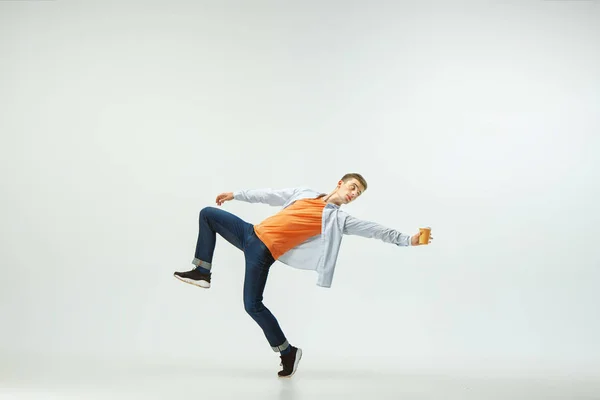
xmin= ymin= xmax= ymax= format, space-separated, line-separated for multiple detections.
xmin=341 ymin=173 xmax=367 ymax=192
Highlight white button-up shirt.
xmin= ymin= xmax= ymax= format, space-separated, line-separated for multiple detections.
xmin=233 ymin=187 xmax=411 ymax=288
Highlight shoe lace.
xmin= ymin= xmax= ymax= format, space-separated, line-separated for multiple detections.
xmin=280 ymin=354 xmax=288 ymax=368
xmin=279 ymin=349 xmax=294 ymax=368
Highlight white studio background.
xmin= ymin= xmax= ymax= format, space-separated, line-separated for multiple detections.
xmin=1 ymin=0 xmax=599 ymax=379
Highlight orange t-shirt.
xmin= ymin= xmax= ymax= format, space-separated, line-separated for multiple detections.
xmin=254 ymin=198 xmax=326 ymax=260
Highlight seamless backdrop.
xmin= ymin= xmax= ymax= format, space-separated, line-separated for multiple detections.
xmin=1 ymin=0 xmax=599 ymax=378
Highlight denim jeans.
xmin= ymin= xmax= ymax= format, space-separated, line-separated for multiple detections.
xmin=192 ymin=206 xmax=289 ymax=352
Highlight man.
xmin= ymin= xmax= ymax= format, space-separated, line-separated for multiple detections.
xmin=174 ymin=173 xmax=433 ymax=378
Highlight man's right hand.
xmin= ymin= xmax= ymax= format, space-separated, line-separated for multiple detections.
xmin=215 ymin=192 xmax=234 ymax=206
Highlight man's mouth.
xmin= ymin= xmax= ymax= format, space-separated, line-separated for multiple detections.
xmin=346 ymin=195 xmax=351 ymax=201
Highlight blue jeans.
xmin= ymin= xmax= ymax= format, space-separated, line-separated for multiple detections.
xmin=192 ymin=206 xmax=289 ymax=352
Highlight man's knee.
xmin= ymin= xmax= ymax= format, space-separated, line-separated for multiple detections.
xmin=244 ymin=299 xmax=264 ymax=316
xmin=199 ymin=206 xmax=217 ymax=220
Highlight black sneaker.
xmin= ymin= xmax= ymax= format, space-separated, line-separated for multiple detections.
xmin=173 ymin=268 xmax=211 ymax=288
xmin=278 ymin=346 xmax=302 ymax=378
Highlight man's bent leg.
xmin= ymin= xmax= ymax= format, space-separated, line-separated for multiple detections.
xmin=192 ymin=206 xmax=251 ymax=271
xmin=174 ymin=207 xmax=251 ymax=288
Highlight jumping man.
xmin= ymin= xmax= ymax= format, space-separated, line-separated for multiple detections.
xmin=174 ymin=173 xmax=433 ymax=378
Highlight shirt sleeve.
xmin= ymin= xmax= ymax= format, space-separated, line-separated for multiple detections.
xmin=343 ymin=214 xmax=412 ymax=246
xmin=233 ymin=188 xmax=299 ymax=207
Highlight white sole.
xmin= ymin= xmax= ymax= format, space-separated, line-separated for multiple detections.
xmin=279 ymin=348 xmax=302 ymax=378
xmin=174 ymin=274 xmax=210 ymax=289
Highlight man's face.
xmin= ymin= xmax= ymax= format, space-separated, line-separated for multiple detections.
xmin=337 ymin=178 xmax=364 ymax=204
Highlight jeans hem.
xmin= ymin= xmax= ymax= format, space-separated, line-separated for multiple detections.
xmin=192 ymin=258 xmax=212 ymax=270
xmin=271 ymin=340 xmax=290 ymax=352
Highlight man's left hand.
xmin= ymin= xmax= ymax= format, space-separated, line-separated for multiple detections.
xmin=411 ymin=231 xmax=433 ymax=246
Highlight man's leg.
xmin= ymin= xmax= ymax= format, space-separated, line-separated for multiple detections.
xmin=243 ymin=230 xmax=302 ymax=377
xmin=174 ymin=206 xmax=251 ymax=288
xmin=192 ymin=206 xmax=250 ymax=267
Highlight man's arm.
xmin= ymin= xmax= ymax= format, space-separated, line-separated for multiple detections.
xmin=343 ymin=214 xmax=413 ymax=246
xmin=215 ymin=188 xmax=299 ymax=207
